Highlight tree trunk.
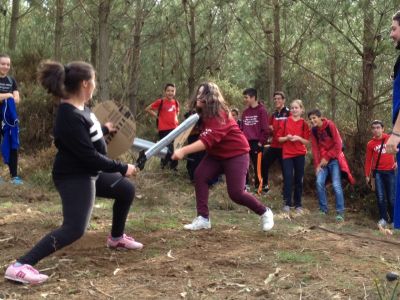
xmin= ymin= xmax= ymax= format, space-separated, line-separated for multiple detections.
xmin=272 ymin=0 xmax=282 ymax=92
xmin=187 ymin=2 xmax=197 ymax=98
xmin=356 ymin=0 xmax=375 ymax=178
xmin=98 ymin=0 xmax=111 ymax=101
xmin=127 ymin=0 xmax=145 ymax=116
xmin=329 ymin=51 xmax=337 ymax=121
xmin=8 ymin=0 xmax=20 ymax=51
xmin=54 ymin=0 xmax=64 ymax=61
xmin=90 ymin=23 xmax=98 ymax=70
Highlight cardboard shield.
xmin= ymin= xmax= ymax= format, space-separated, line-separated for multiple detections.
xmin=93 ymin=100 xmax=136 ymax=159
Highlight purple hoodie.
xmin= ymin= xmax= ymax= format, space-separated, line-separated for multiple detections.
xmin=241 ymin=103 xmax=269 ymax=145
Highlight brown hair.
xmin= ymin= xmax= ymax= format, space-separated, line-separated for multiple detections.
xmin=38 ymin=60 xmax=94 ymax=98
xmin=393 ymin=11 xmax=400 ymax=26
xmin=190 ymin=82 xmax=230 ymax=119
xmin=273 ymin=91 xmax=285 ymax=99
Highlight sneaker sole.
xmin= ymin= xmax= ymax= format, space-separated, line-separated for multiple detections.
xmin=5 ymin=275 xmax=47 ymax=285
xmin=183 ymin=226 xmax=211 ymax=231
xmin=107 ymin=245 xmax=143 ymax=250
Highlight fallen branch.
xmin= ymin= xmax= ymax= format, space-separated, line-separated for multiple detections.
xmin=0 ymin=236 xmax=13 ymax=243
xmin=309 ymin=225 xmax=400 ymax=246
xmin=90 ymin=280 xmax=114 ymax=299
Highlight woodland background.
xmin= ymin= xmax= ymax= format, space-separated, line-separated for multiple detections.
xmin=1 ymin=0 xmax=400 ymax=193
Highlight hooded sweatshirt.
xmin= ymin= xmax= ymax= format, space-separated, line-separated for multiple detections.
xmin=310 ymin=118 xmax=342 ymax=169
xmin=241 ymin=103 xmax=269 ymax=145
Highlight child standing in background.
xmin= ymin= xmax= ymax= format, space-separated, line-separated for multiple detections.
xmin=0 ymin=54 xmax=22 ymax=185
xmin=278 ymin=100 xmax=310 ymax=213
xmin=241 ymin=88 xmax=269 ymax=193
xmin=145 ymin=83 xmax=180 ymax=170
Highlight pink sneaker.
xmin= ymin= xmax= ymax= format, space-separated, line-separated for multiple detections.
xmin=4 ymin=263 xmax=48 ymax=284
xmin=107 ymin=234 xmax=143 ymax=250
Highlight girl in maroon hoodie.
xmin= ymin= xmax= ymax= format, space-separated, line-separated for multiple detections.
xmin=172 ymin=82 xmax=274 ymax=231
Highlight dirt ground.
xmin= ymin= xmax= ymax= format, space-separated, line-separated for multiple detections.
xmin=0 ymin=167 xmax=399 ymax=300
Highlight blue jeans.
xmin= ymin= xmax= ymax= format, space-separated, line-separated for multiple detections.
xmin=374 ymin=170 xmax=395 ymax=222
xmin=316 ymin=159 xmax=345 ymax=214
xmin=282 ymin=155 xmax=305 ymax=208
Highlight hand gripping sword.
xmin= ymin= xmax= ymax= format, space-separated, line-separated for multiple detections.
xmin=110 ymin=113 xmax=200 ymax=187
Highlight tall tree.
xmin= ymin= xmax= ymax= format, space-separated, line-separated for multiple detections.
xmin=54 ymin=0 xmax=64 ymax=61
xmin=272 ymin=0 xmax=282 ymax=91
xmin=8 ymin=0 xmax=20 ymax=51
xmin=98 ymin=0 xmax=111 ymax=101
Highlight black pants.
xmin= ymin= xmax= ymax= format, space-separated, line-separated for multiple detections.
xmin=18 ymin=172 xmax=135 ymax=266
xmin=262 ymin=147 xmax=283 ymax=187
xmin=246 ymin=140 xmax=263 ymax=188
xmin=8 ymin=149 xmax=18 ymax=177
xmin=186 ymin=134 xmax=205 ymax=181
xmin=159 ymin=129 xmax=178 ymax=170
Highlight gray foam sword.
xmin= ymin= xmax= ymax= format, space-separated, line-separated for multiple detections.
xmin=110 ymin=113 xmax=200 ymax=188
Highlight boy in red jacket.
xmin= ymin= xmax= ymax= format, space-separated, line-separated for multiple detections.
xmin=145 ymin=83 xmax=180 ymax=170
xmin=262 ymin=91 xmax=290 ymax=193
xmin=308 ymin=109 xmax=345 ymax=221
xmin=365 ymin=120 xmax=396 ymax=227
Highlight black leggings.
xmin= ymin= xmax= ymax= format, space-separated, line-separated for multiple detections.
xmin=18 ymin=172 xmax=135 ymax=266
xmin=8 ymin=149 xmax=18 ymax=177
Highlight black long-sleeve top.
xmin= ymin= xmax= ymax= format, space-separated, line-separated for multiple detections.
xmin=52 ymin=103 xmax=128 ymax=179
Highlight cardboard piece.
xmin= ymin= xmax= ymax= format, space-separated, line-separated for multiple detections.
xmin=173 ymin=123 xmax=197 ymax=150
xmin=93 ymin=100 xmax=136 ymax=159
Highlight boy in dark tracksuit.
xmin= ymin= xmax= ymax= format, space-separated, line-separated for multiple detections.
xmin=262 ymin=91 xmax=290 ymax=192
xmin=241 ymin=88 xmax=269 ymax=192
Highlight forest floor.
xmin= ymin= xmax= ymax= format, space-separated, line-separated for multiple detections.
xmin=0 ymin=155 xmax=399 ymax=299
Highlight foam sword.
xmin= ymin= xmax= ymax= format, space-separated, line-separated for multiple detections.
xmin=110 ymin=113 xmax=200 ymax=188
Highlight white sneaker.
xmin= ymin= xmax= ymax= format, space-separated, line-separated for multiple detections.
xmin=184 ymin=216 xmax=211 ymax=230
xmin=261 ymin=208 xmax=274 ymax=231
xmin=378 ymin=219 xmax=387 ymax=227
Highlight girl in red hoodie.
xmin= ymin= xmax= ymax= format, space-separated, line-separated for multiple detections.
xmin=172 ymin=82 xmax=274 ymax=232
xmin=278 ymin=100 xmax=310 ymax=213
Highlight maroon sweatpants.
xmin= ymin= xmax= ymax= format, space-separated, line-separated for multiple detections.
xmin=194 ymin=153 xmax=267 ymax=218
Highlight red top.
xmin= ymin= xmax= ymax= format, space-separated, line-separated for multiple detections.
xmin=150 ymin=98 xmax=179 ymax=131
xmin=199 ymin=112 xmax=250 ymax=159
xmin=269 ymin=107 xmax=290 ymax=148
xmin=364 ymin=133 xmax=396 ymax=176
xmin=310 ymin=118 xmax=342 ymax=169
xmin=277 ymin=117 xmax=310 ymax=159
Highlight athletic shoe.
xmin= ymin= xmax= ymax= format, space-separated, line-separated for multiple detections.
xmin=295 ymin=207 xmax=304 ymax=214
xmin=262 ymin=185 xmax=270 ymax=194
xmin=183 ymin=216 xmax=211 ymax=230
xmin=107 ymin=234 xmax=143 ymax=250
xmin=336 ymin=214 xmax=345 ymax=222
xmin=319 ymin=210 xmax=327 ymax=215
xmin=378 ymin=219 xmax=387 ymax=227
xmin=282 ymin=205 xmax=290 ymax=213
xmin=261 ymin=208 xmax=274 ymax=231
xmin=4 ymin=263 xmax=48 ymax=284
xmin=11 ymin=177 xmax=23 ymax=185
xmin=244 ymin=185 xmax=251 ymax=192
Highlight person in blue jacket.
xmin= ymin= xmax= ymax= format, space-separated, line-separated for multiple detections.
xmin=386 ymin=10 xmax=400 ymax=229
xmin=0 ymin=54 xmax=22 ymax=185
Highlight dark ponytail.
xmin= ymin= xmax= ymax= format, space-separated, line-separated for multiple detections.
xmin=38 ymin=60 xmax=94 ymax=98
